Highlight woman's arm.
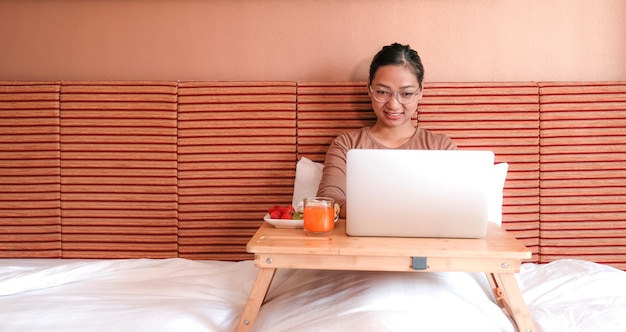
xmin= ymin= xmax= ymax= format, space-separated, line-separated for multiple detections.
xmin=316 ymin=137 xmax=350 ymax=218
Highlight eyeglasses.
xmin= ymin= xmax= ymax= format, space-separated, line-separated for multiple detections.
xmin=369 ymin=85 xmax=420 ymax=104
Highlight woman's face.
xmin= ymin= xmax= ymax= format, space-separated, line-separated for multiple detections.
xmin=368 ymin=64 xmax=422 ymax=128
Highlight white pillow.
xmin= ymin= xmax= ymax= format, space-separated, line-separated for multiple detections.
xmin=291 ymin=158 xmax=508 ymax=225
xmin=291 ymin=157 xmax=324 ymax=208
xmin=487 ymin=162 xmax=508 ymax=225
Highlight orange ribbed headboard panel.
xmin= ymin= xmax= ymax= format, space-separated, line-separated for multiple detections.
xmin=418 ymin=83 xmax=540 ymax=260
xmin=60 ymin=81 xmax=179 ymax=258
xmin=0 ymin=81 xmax=61 ymax=258
xmin=296 ymin=82 xmax=376 ymax=163
xmin=177 ymin=82 xmax=297 ymax=260
xmin=539 ymin=82 xmax=626 ymax=270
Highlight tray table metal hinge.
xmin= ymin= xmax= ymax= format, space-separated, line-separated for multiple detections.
xmin=411 ymin=256 xmax=428 ymax=270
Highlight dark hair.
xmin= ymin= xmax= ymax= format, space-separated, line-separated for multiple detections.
xmin=368 ymin=43 xmax=425 ymax=89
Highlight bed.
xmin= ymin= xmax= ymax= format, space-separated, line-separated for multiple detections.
xmin=1 ymin=80 xmax=626 ymax=331
xmin=0 ymin=258 xmax=625 ymax=331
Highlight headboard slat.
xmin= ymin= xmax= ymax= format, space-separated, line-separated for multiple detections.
xmin=419 ymin=82 xmax=540 ymax=259
xmin=540 ymin=82 xmax=626 ymax=269
xmin=2 ymin=80 xmax=625 ymax=269
xmin=0 ymin=81 xmax=61 ymax=258
xmin=177 ymin=81 xmax=297 ymax=260
xmin=60 ymin=81 xmax=179 ymax=259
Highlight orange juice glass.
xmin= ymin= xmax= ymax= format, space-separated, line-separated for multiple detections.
xmin=303 ymin=197 xmax=335 ymax=236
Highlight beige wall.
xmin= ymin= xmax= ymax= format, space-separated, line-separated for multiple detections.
xmin=1 ymin=0 xmax=625 ymax=82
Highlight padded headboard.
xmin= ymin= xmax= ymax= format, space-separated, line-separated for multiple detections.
xmin=1 ymin=80 xmax=625 ymax=269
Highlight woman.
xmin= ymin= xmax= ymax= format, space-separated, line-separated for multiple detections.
xmin=317 ymin=43 xmax=457 ymax=218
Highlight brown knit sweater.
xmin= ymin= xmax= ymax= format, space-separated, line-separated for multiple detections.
xmin=317 ymin=126 xmax=457 ymax=217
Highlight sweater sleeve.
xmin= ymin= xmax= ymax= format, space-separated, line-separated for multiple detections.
xmin=316 ymin=134 xmax=351 ymax=218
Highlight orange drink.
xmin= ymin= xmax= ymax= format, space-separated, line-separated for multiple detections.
xmin=303 ymin=197 xmax=335 ymax=236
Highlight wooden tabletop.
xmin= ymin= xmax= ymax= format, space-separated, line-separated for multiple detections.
xmin=247 ymin=220 xmax=532 ymax=273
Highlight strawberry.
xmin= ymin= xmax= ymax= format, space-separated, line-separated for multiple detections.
xmin=267 ymin=204 xmax=297 ymax=220
xmin=269 ymin=210 xmax=282 ymax=219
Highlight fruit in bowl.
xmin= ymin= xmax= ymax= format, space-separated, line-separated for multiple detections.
xmin=267 ymin=205 xmax=298 ymax=220
xmin=264 ymin=205 xmax=302 ymax=229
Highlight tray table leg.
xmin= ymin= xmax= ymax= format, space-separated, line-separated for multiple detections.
xmin=487 ymin=273 xmax=537 ymax=332
xmin=236 ymin=267 xmax=277 ymax=332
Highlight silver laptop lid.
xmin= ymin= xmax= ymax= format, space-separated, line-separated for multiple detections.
xmin=346 ymin=149 xmax=494 ymax=238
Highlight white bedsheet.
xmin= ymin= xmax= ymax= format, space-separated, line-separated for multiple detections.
xmin=520 ymin=259 xmax=626 ymax=332
xmin=0 ymin=259 xmax=256 ymax=332
xmin=0 ymin=258 xmax=624 ymax=332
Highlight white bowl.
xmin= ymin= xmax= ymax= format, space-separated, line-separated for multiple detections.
xmin=263 ymin=213 xmax=304 ymax=228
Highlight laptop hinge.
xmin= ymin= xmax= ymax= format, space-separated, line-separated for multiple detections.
xmin=411 ymin=257 xmax=428 ymax=270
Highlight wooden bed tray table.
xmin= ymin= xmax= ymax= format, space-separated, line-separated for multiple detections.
xmin=237 ymin=220 xmax=536 ymax=332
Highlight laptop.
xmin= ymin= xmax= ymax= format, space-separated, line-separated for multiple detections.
xmin=345 ymin=149 xmax=494 ymax=238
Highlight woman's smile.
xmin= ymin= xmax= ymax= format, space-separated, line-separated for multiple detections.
xmin=383 ymin=109 xmax=404 ymax=120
